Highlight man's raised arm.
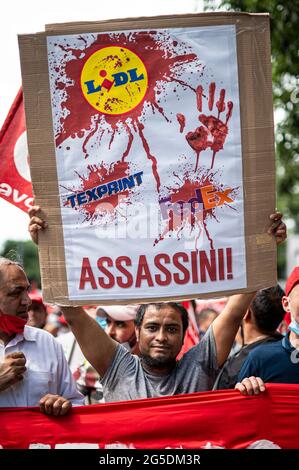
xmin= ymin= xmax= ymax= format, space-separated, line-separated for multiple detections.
xmin=60 ymin=307 xmax=117 ymax=377
xmin=212 ymin=292 xmax=254 ymax=367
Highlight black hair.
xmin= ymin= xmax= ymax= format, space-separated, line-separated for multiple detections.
xmin=135 ymin=302 xmax=189 ymax=336
xmin=251 ymin=284 xmax=285 ymax=334
xmin=197 ymin=308 xmax=218 ymax=321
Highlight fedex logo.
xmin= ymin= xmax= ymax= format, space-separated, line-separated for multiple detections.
xmin=160 ymin=185 xmax=234 ymax=220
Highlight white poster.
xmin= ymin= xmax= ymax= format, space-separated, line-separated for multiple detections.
xmin=47 ymin=25 xmax=246 ymax=301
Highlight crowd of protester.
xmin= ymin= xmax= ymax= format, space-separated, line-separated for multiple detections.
xmin=1 ymin=210 xmax=298 ymax=416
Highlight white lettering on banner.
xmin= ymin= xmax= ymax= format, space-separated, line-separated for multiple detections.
xmin=28 ymin=443 xmax=51 ymax=449
xmin=0 ymin=182 xmax=33 ymax=208
xmin=0 ymin=439 xmax=282 ymax=449
xmin=55 ymin=443 xmax=99 ymax=449
xmin=13 ymin=131 xmax=31 ymax=182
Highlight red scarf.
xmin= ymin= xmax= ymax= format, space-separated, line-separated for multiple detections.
xmin=0 ymin=313 xmax=27 ymax=335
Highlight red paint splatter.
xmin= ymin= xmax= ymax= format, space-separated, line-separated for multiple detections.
xmin=51 ymin=32 xmax=198 ymax=192
xmin=176 ymin=113 xmax=186 ymax=133
xmin=226 ymin=247 xmax=233 ymax=279
xmin=225 ymin=101 xmax=233 ymax=124
xmin=108 ymin=128 xmax=116 ymax=149
xmin=208 ymin=82 xmax=215 ymax=111
xmin=155 ymin=168 xmax=238 ymax=250
xmin=155 ymin=170 xmax=215 ymax=249
xmin=186 ymin=126 xmax=209 ymax=172
xmin=56 ymin=82 xmax=65 ymax=90
xmin=183 ymin=82 xmax=233 ymax=170
xmin=196 ymin=85 xmax=203 ymax=112
xmin=216 ymin=88 xmax=225 ymax=115
xmin=82 ymin=120 xmax=101 ymax=158
xmin=121 ymin=122 xmax=134 ymax=162
xmin=137 ymin=122 xmax=160 ymax=192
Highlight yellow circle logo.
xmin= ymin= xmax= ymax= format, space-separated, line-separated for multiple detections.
xmin=81 ymin=46 xmax=148 ymax=115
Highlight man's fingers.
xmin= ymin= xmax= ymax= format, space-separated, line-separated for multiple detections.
xmin=236 ymin=377 xmax=266 ymax=396
xmin=28 ymin=205 xmax=40 ymax=218
xmin=60 ymin=400 xmax=72 ymax=416
xmin=53 ymin=398 xmax=71 ymax=416
xmin=28 ymin=216 xmax=47 ymax=229
xmin=5 ymin=353 xmax=26 ymax=368
xmin=256 ymin=377 xmax=266 ymax=392
xmin=241 ymin=378 xmax=253 ymax=395
xmin=14 ymin=365 xmax=27 ymax=374
xmin=28 ymin=224 xmax=43 ymax=238
xmin=39 ymin=394 xmax=71 ymax=416
xmin=52 ymin=398 xmax=64 ymax=416
xmin=44 ymin=397 xmax=55 ymax=415
xmin=267 ymin=212 xmax=286 ymax=245
xmin=8 ymin=357 xmax=26 ymax=367
xmin=275 ymin=227 xmax=286 ymax=235
xmin=247 ymin=376 xmax=261 ymax=394
xmin=235 ymin=382 xmax=247 ymax=395
xmin=39 ymin=393 xmax=58 ymax=404
xmin=269 ymin=211 xmax=282 ymax=220
xmin=39 ymin=394 xmax=54 ymax=414
xmin=28 ymin=212 xmax=48 ymax=245
xmin=13 ymin=358 xmax=26 ymax=367
xmin=268 ymin=211 xmax=283 ymax=231
xmin=241 ymin=377 xmax=257 ymax=395
xmin=268 ymin=221 xmax=285 ymax=234
xmin=6 ymin=352 xmax=26 ymax=360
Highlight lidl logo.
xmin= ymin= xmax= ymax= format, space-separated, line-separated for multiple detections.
xmin=81 ymin=46 xmax=148 ymax=115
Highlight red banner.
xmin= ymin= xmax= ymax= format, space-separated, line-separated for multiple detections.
xmin=0 ymin=384 xmax=298 ymax=449
xmin=0 ymin=89 xmax=33 ymax=212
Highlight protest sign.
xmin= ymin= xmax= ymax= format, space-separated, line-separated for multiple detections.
xmin=19 ymin=13 xmax=276 ymax=304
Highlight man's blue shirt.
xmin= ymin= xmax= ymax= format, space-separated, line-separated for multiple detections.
xmin=238 ymin=333 xmax=299 ymax=383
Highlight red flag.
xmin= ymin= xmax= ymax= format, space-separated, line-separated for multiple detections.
xmin=0 ymin=384 xmax=299 ymax=448
xmin=0 ymin=89 xmax=33 ymax=212
xmin=177 ymin=301 xmax=200 ymax=359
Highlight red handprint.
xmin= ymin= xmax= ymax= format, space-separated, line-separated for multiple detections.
xmin=183 ymin=82 xmax=233 ymax=171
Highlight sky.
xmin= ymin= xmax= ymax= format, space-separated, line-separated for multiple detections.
xmin=0 ymin=0 xmax=203 ymax=250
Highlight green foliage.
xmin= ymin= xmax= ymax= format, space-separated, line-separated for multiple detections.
xmin=0 ymin=240 xmax=41 ymax=286
xmin=203 ymin=0 xmax=299 ymax=231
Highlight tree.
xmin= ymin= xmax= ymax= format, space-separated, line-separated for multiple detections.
xmin=0 ymin=239 xmax=41 ymax=286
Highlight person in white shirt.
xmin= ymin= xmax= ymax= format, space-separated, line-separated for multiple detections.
xmin=0 ymin=257 xmax=83 ymax=415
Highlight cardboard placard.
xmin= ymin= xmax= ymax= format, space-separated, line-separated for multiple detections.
xmin=18 ymin=12 xmax=276 ymax=305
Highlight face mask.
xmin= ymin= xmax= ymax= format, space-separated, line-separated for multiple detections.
xmin=0 ymin=313 xmax=27 ymax=336
xmin=95 ymin=317 xmax=107 ymax=330
xmin=288 ymin=318 xmax=299 ymax=336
